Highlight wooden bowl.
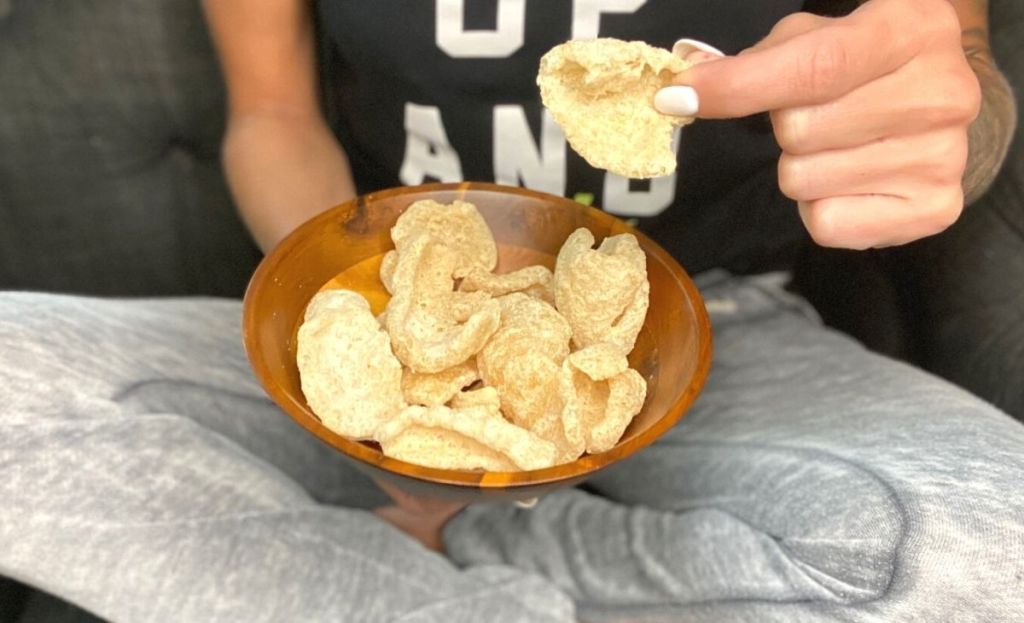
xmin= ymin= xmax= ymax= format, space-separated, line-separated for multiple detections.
xmin=243 ymin=182 xmax=712 ymax=503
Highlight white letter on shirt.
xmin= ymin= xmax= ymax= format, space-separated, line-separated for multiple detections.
xmin=571 ymin=0 xmax=647 ymax=40
xmin=493 ymin=105 xmax=566 ymax=195
xmin=436 ymin=0 xmax=526 ymax=58
xmin=602 ymin=128 xmax=680 ymax=217
xmin=399 ymin=103 xmax=464 ymax=185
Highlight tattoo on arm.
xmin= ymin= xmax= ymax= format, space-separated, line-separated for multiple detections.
xmin=955 ymin=1 xmax=1018 ymax=205
xmin=963 ymin=56 xmax=1017 ymax=205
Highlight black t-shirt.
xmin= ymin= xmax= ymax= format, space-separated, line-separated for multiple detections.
xmin=316 ymin=0 xmax=808 ymax=274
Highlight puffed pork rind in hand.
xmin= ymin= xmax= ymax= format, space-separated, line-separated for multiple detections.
xmin=402 ymin=360 xmax=479 ymax=407
xmin=562 ymin=360 xmax=647 ymax=454
xmin=538 ymin=38 xmax=692 ymax=179
xmin=376 ymin=405 xmax=558 ymax=471
xmin=477 ymin=293 xmax=572 ymax=430
xmin=385 ymin=233 xmax=500 ymax=373
xmin=297 ymin=290 xmax=405 ymax=439
xmin=553 ymin=228 xmax=650 ymax=355
xmin=391 ymin=199 xmax=498 ymax=277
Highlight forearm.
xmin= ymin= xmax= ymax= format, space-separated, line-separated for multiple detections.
xmin=951 ymin=0 xmax=1018 ymax=205
xmin=962 ymin=49 xmax=1017 ymax=205
xmin=223 ymin=112 xmax=356 ymax=252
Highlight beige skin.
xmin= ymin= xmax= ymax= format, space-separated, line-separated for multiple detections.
xmin=201 ymin=0 xmax=357 ymax=252
xmin=673 ymin=0 xmax=1015 ymax=249
xmin=202 ymin=0 xmax=1014 ymax=550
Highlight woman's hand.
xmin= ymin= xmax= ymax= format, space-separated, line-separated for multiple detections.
xmin=656 ymin=0 xmax=982 ymax=249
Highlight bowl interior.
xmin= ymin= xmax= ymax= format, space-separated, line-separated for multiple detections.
xmin=243 ymin=182 xmax=712 ymax=501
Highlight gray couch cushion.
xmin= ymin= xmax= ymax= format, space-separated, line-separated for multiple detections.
xmin=0 ymin=0 xmax=260 ymax=296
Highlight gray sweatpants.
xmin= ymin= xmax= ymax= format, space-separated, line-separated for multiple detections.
xmin=2 ymin=274 xmax=1023 ymax=622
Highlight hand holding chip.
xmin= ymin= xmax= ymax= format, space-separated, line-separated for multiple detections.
xmin=655 ymin=0 xmax=981 ymax=249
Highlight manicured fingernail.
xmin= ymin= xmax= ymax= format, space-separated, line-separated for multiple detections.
xmin=672 ymin=38 xmax=725 ymax=61
xmin=654 ymin=86 xmax=699 ymax=117
xmin=686 ymin=51 xmax=720 ymax=63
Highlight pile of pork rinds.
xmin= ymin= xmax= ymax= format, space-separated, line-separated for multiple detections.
xmin=297 ymin=199 xmax=650 ymax=472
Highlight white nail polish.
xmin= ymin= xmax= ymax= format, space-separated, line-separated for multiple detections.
xmin=672 ymin=38 xmax=726 ymax=59
xmin=654 ymin=86 xmax=700 ymax=117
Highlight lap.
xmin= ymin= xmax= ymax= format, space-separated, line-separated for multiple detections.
xmin=0 ymin=292 xmax=573 ymax=622
xmin=4 ymin=282 xmax=1023 ymax=621
xmin=0 ymin=291 xmax=386 ymax=508
xmin=598 ymin=271 xmax=1022 ymax=496
xmin=579 ymin=272 xmax=1024 ymax=619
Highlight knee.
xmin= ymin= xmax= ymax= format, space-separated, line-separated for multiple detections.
xmin=593 ymin=441 xmax=905 ymax=602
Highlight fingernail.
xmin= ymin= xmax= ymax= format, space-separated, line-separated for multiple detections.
xmin=686 ymin=51 xmax=720 ymax=63
xmin=672 ymin=38 xmax=725 ymax=61
xmin=654 ymin=86 xmax=699 ymax=117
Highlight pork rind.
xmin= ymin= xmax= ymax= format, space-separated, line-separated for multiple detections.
xmin=376 ymin=405 xmax=558 ymax=471
xmin=448 ymin=290 xmax=494 ymax=323
xmin=477 ymin=293 xmax=572 ymax=430
xmin=554 ymin=228 xmax=650 ymax=355
xmin=297 ymin=290 xmax=405 ymax=439
xmin=385 ymin=233 xmax=501 ymax=373
xmin=450 ymin=385 xmax=501 ymax=415
xmin=562 ymin=361 xmax=647 ymax=454
xmin=567 ymin=343 xmax=628 ymax=381
xmin=391 ymin=199 xmax=497 ymax=277
xmin=599 ymin=369 xmax=648 ymax=451
xmin=511 ymin=343 xmax=633 ymax=464
xmin=402 ymin=360 xmax=479 ymax=407
xmin=298 ymin=200 xmax=655 ymax=473
xmin=459 ymin=264 xmax=553 ymax=300
xmin=538 ymin=38 xmax=692 ymax=179
xmin=379 ymin=250 xmax=398 ymax=295
xmin=531 ymin=387 xmax=585 ymax=465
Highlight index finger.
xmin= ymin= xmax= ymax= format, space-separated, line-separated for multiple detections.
xmin=674 ymin=13 xmax=920 ymax=118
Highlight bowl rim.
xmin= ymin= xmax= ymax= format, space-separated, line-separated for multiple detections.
xmin=243 ymin=181 xmax=713 ymax=490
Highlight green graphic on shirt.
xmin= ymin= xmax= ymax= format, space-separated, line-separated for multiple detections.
xmin=573 ymin=192 xmax=595 ymax=207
